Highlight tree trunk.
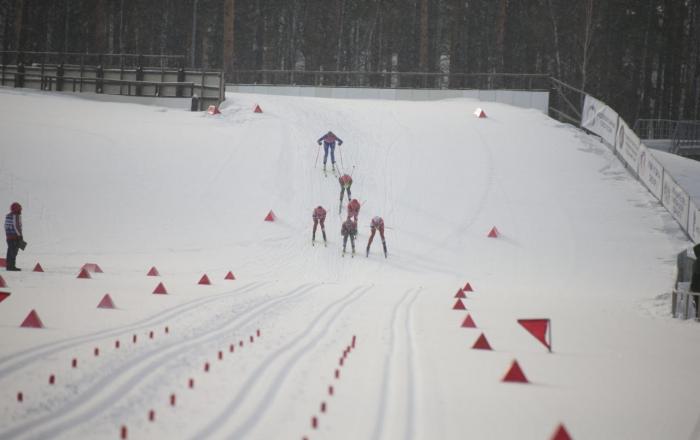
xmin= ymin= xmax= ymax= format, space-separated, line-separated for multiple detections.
xmin=580 ymin=0 xmax=594 ymax=92
xmin=419 ymin=0 xmax=428 ymax=72
xmin=495 ymin=0 xmax=507 ymax=71
xmin=546 ymin=0 xmax=562 ymax=79
xmin=14 ymin=0 xmax=23 ymax=51
xmin=223 ymin=0 xmax=235 ymax=80
xmin=94 ymin=0 xmax=107 ymax=54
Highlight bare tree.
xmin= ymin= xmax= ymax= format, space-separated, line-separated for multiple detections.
xmin=580 ymin=0 xmax=594 ymax=91
xmin=495 ymin=0 xmax=507 ymax=71
xmin=223 ymin=0 xmax=235 ymax=78
xmin=546 ymin=0 xmax=562 ymax=79
xmin=419 ymin=0 xmax=428 ymax=71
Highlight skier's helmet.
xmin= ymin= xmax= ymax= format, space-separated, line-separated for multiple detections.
xmin=10 ymin=202 xmax=21 ymax=214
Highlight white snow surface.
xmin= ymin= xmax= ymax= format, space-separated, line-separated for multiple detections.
xmin=0 ymin=87 xmax=699 ymax=440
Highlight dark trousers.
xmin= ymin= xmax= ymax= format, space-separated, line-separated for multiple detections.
xmin=323 ymin=144 xmax=336 ymax=165
xmin=342 ymin=234 xmax=355 ymax=252
xmin=6 ymin=239 xmax=20 ymax=269
xmin=340 ymin=186 xmax=352 ymax=203
xmin=367 ymin=226 xmax=385 ymax=248
xmin=313 ymin=219 xmax=326 ymax=241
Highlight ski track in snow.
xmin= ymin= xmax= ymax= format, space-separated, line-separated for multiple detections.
xmin=370 ymin=287 xmax=420 ymax=440
xmin=0 ymin=281 xmax=265 ymax=379
xmin=192 ymin=284 xmax=371 ymax=439
xmin=0 ymin=283 xmax=321 ymax=440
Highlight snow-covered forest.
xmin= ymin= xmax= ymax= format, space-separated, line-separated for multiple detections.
xmin=1 ymin=0 xmax=699 ymax=123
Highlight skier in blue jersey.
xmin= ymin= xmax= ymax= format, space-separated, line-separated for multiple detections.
xmin=317 ymin=131 xmax=343 ymax=172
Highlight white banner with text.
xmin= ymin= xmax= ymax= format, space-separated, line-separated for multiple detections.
xmin=662 ymin=174 xmax=691 ymax=231
xmin=637 ymin=145 xmax=665 ymax=200
xmin=581 ymin=95 xmax=619 ymax=147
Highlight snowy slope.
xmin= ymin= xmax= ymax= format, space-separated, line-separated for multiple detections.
xmin=0 ymin=87 xmax=698 ymax=440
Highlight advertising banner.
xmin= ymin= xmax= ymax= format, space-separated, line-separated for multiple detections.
xmin=662 ymin=174 xmax=691 ymax=231
xmin=581 ymin=95 xmax=619 ymax=147
xmin=637 ymin=146 xmax=664 ymax=200
xmin=615 ymin=119 xmax=642 ymax=175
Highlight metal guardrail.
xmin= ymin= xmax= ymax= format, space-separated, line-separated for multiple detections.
xmin=0 ymin=51 xmax=186 ymax=70
xmin=633 ymin=119 xmax=700 ymax=159
xmin=1 ymin=62 xmax=225 ymax=110
xmin=228 ymin=69 xmax=584 ymax=124
xmin=229 ymin=69 xmax=552 ymax=91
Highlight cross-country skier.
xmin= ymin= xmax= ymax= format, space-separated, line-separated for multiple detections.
xmin=341 ymin=218 xmax=357 ymax=256
xmin=339 ymin=174 xmax=353 ymax=204
xmin=312 ymin=205 xmax=327 ymax=246
xmin=317 ymin=131 xmax=343 ymax=172
xmin=347 ymin=198 xmax=361 ymax=222
xmin=5 ymin=202 xmax=24 ymax=271
xmin=366 ymin=216 xmax=387 ymax=258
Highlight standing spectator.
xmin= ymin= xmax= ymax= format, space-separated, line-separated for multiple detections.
xmin=691 ymin=244 xmax=700 ymax=293
xmin=5 ymin=202 xmax=24 ymax=271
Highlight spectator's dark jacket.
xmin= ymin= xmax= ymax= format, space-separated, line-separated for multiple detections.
xmin=691 ymin=244 xmax=700 ymax=293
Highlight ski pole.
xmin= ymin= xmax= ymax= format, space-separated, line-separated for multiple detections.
xmin=314 ymin=143 xmax=321 ymax=168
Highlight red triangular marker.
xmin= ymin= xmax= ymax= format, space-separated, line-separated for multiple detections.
xmin=198 ymin=274 xmax=211 ymax=285
xmin=264 ymin=210 xmax=275 ymax=222
xmin=463 ymin=282 xmax=473 ymax=292
xmin=20 ymin=309 xmax=44 ymax=328
xmin=254 ymin=104 xmax=263 ymax=113
xmin=502 ymin=360 xmax=529 ymax=383
xmin=0 ymin=291 xmax=10 ymax=303
xmin=472 ymin=333 xmax=492 ymax=350
xmin=487 ymin=227 xmax=499 ymax=238
xmin=207 ymin=105 xmax=221 ymax=115
xmin=97 ymin=294 xmax=116 ymax=309
xmin=550 ymin=424 xmax=572 ymax=440
xmin=474 ymin=108 xmax=487 ymax=118
xmin=224 ymin=271 xmax=236 ymax=280
xmin=518 ymin=319 xmax=551 ymax=352
xmin=454 ymin=288 xmax=466 ymax=298
xmin=0 ymin=275 xmax=6 ymax=288
xmin=33 ymin=263 xmax=44 ymax=272
xmin=81 ymin=263 xmax=103 ymax=273
xmin=461 ymin=314 xmax=477 ymax=328
xmin=77 ymin=268 xmax=92 ymax=279
xmin=147 ymin=266 xmax=160 ymax=276
xmin=153 ymin=282 xmax=168 ymax=294
xmin=452 ymin=299 xmax=466 ymax=310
